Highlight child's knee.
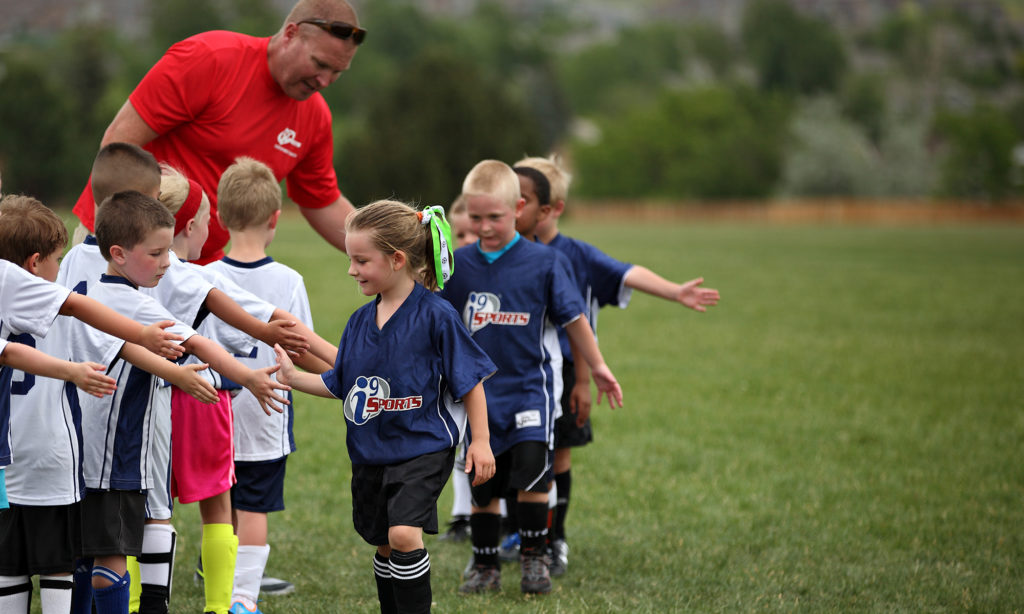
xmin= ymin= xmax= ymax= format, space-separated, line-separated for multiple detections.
xmin=387 ymin=525 xmax=423 ymax=552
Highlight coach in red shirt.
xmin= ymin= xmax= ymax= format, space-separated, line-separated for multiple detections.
xmin=73 ymin=0 xmax=365 ymax=264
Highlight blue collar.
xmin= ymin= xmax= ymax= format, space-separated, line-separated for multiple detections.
xmin=476 ymin=232 xmax=521 ymax=264
xmin=84 ymin=235 xmax=98 ymax=246
xmin=221 ymin=255 xmax=274 ymax=269
xmin=100 ymin=273 xmax=137 ymax=289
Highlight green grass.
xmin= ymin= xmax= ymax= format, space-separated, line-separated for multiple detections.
xmin=43 ymin=217 xmax=1024 ymax=612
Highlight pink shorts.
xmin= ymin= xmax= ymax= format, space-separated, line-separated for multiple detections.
xmin=170 ymin=388 xmax=235 ymax=504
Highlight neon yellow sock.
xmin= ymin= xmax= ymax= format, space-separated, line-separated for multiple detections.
xmin=127 ymin=555 xmax=141 ymax=612
xmin=201 ymin=523 xmax=238 ymax=614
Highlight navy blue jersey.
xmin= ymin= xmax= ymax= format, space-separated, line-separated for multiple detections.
xmin=439 ymin=238 xmax=586 ymax=455
xmin=548 ymin=233 xmax=634 ymax=362
xmin=321 ymin=283 xmax=495 ymax=466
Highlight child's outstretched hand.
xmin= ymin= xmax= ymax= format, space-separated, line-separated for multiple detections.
xmin=71 ymin=361 xmax=117 ymax=398
xmin=591 ymin=364 xmax=623 ymax=409
xmin=465 ymin=440 xmax=496 ymax=486
xmin=243 ymin=363 xmax=291 ymax=415
xmin=173 ymin=363 xmax=219 ymax=404
xmin=272 ymin=343 xmax=297 ymax=387
xmin=140 ymin=321 xmax=184 ymax=359
xmin=267 ymin=319 xmax=309 ymax=358
xmin=678 ymin=277 xmax=720 ymax=312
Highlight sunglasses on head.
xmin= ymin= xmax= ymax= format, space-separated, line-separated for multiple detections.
xmin=297 ymin=18 xmax=367 ymax=45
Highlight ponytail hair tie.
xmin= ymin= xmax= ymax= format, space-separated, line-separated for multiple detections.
xmin=173 ymin=179 xmax=204 ymax=235
xmin=418 ymin=205 xmax=454 ymax=289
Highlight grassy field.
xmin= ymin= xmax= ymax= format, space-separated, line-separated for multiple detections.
xmin=57 ymin=216 xmax=1024 ymax=612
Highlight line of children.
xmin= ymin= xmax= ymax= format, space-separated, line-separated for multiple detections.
xmin=439 ymin=160 xmax=623 ymax=596
xmin=273 ymin=199 xmax=497 ymax=614
xmin=0 ymin=194 xmax=220 ymax=614
xmin=514 ymin=154 xmax=719 ymax=576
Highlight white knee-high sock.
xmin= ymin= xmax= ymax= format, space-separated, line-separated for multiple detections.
xmin=39 ymin=575 xmax=74 ymax=614
xmin=0 ymin=575 xmax=32 ymax=612
xmin=232 ymin=544 xmax=270 ymax=605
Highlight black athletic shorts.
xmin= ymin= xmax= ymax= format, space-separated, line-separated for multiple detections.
xmin=0 ymin=502 xmax=81 ymax=575
xmin=232 ymin=457 xmax=288 ymax=513
xmin=554 ymin=362 xmax=593 ymax=448
xmin=470 ymin=440 xmax=550 ymax=506
xmin=80 ymin=490 xmax=146 ymax=557
xmin=350 ymin=447 xmax=455 ymax=547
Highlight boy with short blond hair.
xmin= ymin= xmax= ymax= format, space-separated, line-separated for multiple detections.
xmin=204 ymin=156 xmax=323 ymax=613
xmin=0 ymin=194 xmax=214 ymax=614
xmin=439 ymin=159 xmax=623 ymax=595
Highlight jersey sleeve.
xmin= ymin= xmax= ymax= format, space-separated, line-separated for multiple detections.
xmin=581 ymin=241 xmax=634 ymax=309
xmin=189 ymin=264 xmax=274 ymax=355
xmin=548 ymin=253 xmax=586 ymax=328
xmin=435 ymin=302 xmax=496 ymax=400
xmin=148 ymin=259 xmax=216 ymax=329
xmin=284 ymin=96 xmax=341 ymax=209
xmin=0 ymin=262 xmax=71 ymax=338
xmin=129 ymin=36 xmax=219 ymax=137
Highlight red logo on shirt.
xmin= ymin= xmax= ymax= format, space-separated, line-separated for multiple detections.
xmin=464 ymin=292 xmax=530 ymax=333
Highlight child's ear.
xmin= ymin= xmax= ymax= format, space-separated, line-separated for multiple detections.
xmin=514 ymin=197 xmax=526 ymax=217
xmin=551 ymin=199 xmax=566 ymax=218
xmin=109 ymin=245 xmax=127 ymax=264
xmin=268 ymin=210 xmax=282 ymax=230
xmin=538 ymin=204 xmax=553 ymax=224
xmin=391 ymin=250 xmax=407 ymax=271
xmin=21 ymin=252 xmax=42 ymax=274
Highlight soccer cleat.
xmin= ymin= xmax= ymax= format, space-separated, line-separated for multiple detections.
xmin=498 ymin=532 xmax=520 ymax=562
xmin=260 ymin=576 xmax=295 ymax=596
xmin=228 ymin=599 xmax=263 ymax=614
xmin=549 ymin=539 xmax=569 ymax=577
xmin=462 ymin=554 xmax=475 ymax=579
xmin=439 ymin=515 xmax=472 ymax=542
xmin=458 ymin=565 xmax=501 ymax=594
xmin=194 ymin=555 xmax=205 ymax=585
xmin=520 ymin=552 xmax=552 ymax=594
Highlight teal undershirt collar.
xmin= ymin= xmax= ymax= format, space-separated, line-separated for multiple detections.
xmin=477 ymin=232 xmax=521 ymax=263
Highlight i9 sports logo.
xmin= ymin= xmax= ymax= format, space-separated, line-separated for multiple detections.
xmin=463 ymin=291 xmax=530 ymax=333
xmin=343 ymin=376 xmax=423 ymax=425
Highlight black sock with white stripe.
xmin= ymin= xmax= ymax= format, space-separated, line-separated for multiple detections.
xmin=373 ymin=552 xmax=397 ymax=614
xmin=518 ymin=501 xmax=549 ymax=556
xmin=390 ymin=549 xmax=430 ymax=614
xmin=470 ymin=513 xmax=501 ymax=567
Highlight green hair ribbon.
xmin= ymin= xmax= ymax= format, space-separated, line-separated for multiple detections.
xmin=418 ymin=205 xmax=454 ymax=289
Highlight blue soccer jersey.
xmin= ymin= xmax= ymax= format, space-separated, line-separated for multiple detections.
xmin=439 ymin=238 xmax=586 ymax=455
xmin=321 ymin=283 xmax=495 ymax=466
xmin=547 ymin=233 xmax=634 ymax=362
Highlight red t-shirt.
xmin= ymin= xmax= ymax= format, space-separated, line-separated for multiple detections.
xmin=73 ymin=31 xmax=342 ymax=263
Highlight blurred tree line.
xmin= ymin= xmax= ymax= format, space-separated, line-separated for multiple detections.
xmin=1 ymin=0 xmax=1023 ymax=207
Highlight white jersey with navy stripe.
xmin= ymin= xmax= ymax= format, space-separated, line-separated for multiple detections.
xmin=0 ymin=260 xmax=70 ymax=468
xmin=438 ymin=237 xmax=585 ymax=456
xmin=70 ymin=275 xmax=196 ymax=491
xmin=5 ymin=316 xmax=87 ymax=505
xmin=178 ymin=257 xmax=272 ymax=388
xmin=205 ymin=256 xmax=306 ymax=461
xmin=321 ymin=283 xmax=496 ymax=466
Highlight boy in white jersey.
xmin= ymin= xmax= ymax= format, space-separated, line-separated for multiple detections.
xmin=73 ymin=191 xmax=291 ymax=614
xmin=199 ymin=157 xmax=324 ymax=613
xmin=0 ymin=195 xmax=217 ymax=614
xmin=59 ymin=143 xmax=333 ymax=614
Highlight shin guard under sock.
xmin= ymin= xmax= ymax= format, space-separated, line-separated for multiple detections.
xmin=201 ymin=523 xmax=237 ymax=614
xmin=553 ymin=470 xmax=572 ymax=541
xmin=373 ymin=552 xmax=397 ymax=614
xmin=138 ymin=524 xmax=176 ymax=614
xmin=469 ymin=513 xmax=501 ymax=568
xmin=92 ymin=566 xmax=130 ymax=614
xmin=40 ymin=575 xmax=74 ymax=614
xmin=0 ymin=575 xmax=32 ymax=613
xmin=517 ymin=501 xmax=549 ymax=556
xmin=390 ymin=549 xmax=430 ymax=614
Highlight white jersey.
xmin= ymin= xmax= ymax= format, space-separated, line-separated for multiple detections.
xmin=5 ymin=316 xmax=86 ymax=505
xmin=177 ymin=258 xmax=273 ymax=388
xmin=70 ymin=275 xmax=195 ymax=491
xmin=206 ymin=256 xmax=311 ymax=461
xmin=0 ymin=260 xmax=70 ymax=469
